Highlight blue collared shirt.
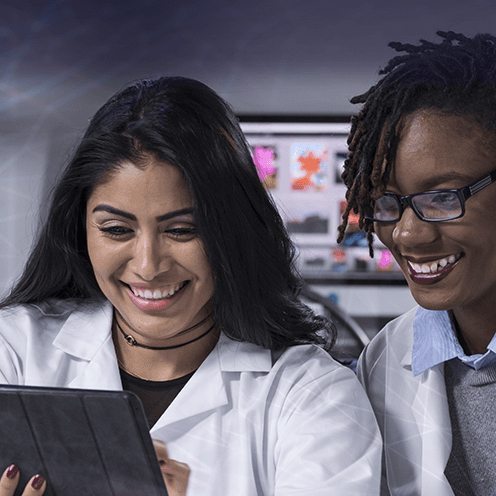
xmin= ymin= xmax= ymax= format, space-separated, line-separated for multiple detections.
xmin=411 ymin=307 xmax=496 ymax=376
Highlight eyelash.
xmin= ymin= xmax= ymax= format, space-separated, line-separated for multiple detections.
xmin=98 ymin=226 xmax=198 ymax=238
xmin=164 ymin=227 xmax=198 ymax=238
xmin=99 ymin=226 xmax=132 ymax=237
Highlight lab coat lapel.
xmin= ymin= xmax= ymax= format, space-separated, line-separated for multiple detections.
xmin=410 ymin=363 xmax=452 ymax=494
xmin=153 ymin=333 xmax=272 ymax=430
xmin=52 ymin=301 xmax=123 ymax=390
xmin=153 ymin=340 xmax=228 ymax=428
xmin=66 ymin=336 xmax=122 ymax=390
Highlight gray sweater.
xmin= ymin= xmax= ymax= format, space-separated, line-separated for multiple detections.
xmin=444 ymin=358 xmax=496 ymax=496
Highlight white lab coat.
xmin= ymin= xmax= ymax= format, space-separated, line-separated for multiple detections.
xmin=357 ymin=306 xmax=454 ymax=496
xmin=0 ymin=299 xmax=382 ymax=495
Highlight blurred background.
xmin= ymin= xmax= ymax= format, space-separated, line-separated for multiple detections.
xmin=1 ymin=0 xmax=494 ymax=358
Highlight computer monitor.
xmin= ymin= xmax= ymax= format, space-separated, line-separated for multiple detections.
xmin=239 ymin=116 xmax=402 ymax=281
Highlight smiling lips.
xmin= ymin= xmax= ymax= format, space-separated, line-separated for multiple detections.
xmin=405 ymin=253 xmax=462 ymax=284
xmin=126 ymin=281 xmax=189 ymax=310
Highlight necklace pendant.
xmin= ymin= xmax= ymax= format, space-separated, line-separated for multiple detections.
xmin=125 ymin=334 xmax=137 ymax=346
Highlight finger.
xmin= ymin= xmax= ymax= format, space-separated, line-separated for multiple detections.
xmin=160 ymin=459 xmax=190 ymax=496
xmin=152 ymin=439 xmax=169 ymax=462
xmin=20 ymin=475 xmax=46 ymax=496
xmin=0 ymin=465 xmax=20 ymax=496
xmin=160 ymin=458 xmax=190 ymax=477
xmin=153 ymin=439 xmax=189 ymax=474
xmin=152 ymin=439 xmax=190 ymax=496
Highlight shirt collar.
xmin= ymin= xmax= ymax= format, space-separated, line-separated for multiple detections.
xmin=412 ymin=306 xmax=496 ymax=376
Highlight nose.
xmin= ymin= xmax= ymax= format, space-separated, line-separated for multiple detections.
xmin=131 ymin=233 xmax=172 ymax=280
xmin=392 ymin=206 xmax=439 ymax=248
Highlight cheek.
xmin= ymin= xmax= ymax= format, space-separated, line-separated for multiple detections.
xmin=87 ymin=235 xmax=126 ymax=283
xmin=184 ymin=243 xmax=214 ymax=292
xmin=374 ymin=224 xmax=394 ymax=248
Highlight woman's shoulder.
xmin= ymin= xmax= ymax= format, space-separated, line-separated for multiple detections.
xmin=218 ymin=334 xmax=357 ymax=389
xmin=0 ymin=298 xmax=107 ymax=338
xmin=0 ymin=298 xmax=103 ymax=318
xmin=268 ymin=343 xmax=361 ymax=396
xmin=275 ymin=343 xmax=350 ymax=376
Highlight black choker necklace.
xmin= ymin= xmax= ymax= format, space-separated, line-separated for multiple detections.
xmin=114 ymin=314 xmax=215 ymax=350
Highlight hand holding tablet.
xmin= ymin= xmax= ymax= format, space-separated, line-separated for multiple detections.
xmin=0 ymin=385 xmax=169 ymax=496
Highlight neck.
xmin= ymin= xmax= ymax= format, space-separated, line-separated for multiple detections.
xmin=112 ymin=313 xmax=220 ymax=381
xmin=452 ymin=304 xmax=496 ymax=355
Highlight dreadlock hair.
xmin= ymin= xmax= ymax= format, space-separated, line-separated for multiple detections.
xmin=337 ymin=30 xmax=496 ymax=256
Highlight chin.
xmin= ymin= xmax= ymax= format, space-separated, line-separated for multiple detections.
xmin=408 ymin=286 xmax=456 ymax=312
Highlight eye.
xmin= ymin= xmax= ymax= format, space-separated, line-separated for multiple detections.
xmin=163 ymin=227 xmax=198 ymax=240
xmin=430 ymin=191 xmax=458 ymax=206
xmin=99 ymin=225 xmax=134 ymax=238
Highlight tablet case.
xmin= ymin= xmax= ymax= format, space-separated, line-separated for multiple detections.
xmin=0 ymin=385 xmax=168 ymax=496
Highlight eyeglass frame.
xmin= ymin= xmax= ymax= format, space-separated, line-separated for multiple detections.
xmin=364 ymin=168 xmax=496 ymax=222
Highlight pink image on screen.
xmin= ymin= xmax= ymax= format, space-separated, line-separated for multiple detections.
xmin=254 ymin=147 xmax=276 ymax=181
xmin=378 ymin=251 xmax=392 ymax=268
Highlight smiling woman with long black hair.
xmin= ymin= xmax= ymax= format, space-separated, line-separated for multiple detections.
xmin=0 ymin=76 xmax=381 ymax=496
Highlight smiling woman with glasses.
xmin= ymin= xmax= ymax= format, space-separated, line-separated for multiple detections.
xmin=338 ymin=31 xmax=496 ymax=496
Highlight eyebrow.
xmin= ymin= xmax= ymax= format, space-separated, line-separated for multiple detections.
xmin=420 ymin=172 xmax=473 ymax=191
xmin=91 ymin=205 xmax=194 ymax=222
xmin=389 ymin=172 xmax=473 ymax=192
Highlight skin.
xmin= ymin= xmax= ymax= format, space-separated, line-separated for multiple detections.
xmin=0 ymin=466 xmax=46 ymax=496
xmin=153 ymin=440 xmax=190 ymax=496
xmin=374 ymin=111 xmax=496 ymax=355
xmin=86 ymin=156 xmax=220 ymax=495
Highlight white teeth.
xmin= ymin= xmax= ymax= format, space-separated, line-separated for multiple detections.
xmin=131 ymin=283 xmax=184 ymax=300
xmin=408 ymin=254 xmax=461 ymax=275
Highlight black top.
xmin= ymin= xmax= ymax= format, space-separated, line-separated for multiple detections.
xmin=120 ymin=368 xmax=195 ymax=428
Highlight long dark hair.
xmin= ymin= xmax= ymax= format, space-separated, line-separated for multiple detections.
xmin=338 ymin=31 xmax=496 ymax=255
xmin=2 ymin=76 xmax=334 ymax=351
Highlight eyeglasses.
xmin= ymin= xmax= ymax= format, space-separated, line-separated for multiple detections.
xmin=364 ymin=169 xmax=496 ymax=222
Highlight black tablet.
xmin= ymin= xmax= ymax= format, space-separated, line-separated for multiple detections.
xmin=0 ymin=385 xmax=168 ymax=496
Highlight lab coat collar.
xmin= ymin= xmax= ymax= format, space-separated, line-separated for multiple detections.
xmin=51 ymin=300 xmax=273 ymax=425
xmin=52 ymin=299 xmax=114 ymax=361
xmin=152 ymin=332 xmax=273 ymax=429
xmin=52 ymin=302 xmax=273 ymax=371
xmin=216 ymin=332 xmax=272 ymax=372
xmin=51 ymin=300 xmax=122 ymax=390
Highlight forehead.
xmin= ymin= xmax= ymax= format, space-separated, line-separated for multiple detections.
xmin=390 ymin=111 xmax=496 ymax=191
xmin=87 ymin=159 xmax=192 ymax=212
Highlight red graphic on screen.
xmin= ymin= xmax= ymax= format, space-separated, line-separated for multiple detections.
xmin=291 ymin=152 xmax=321 ymax=190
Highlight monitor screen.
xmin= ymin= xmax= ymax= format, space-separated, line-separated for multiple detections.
xmin=239 ymin=117 xmax=403 ymax=280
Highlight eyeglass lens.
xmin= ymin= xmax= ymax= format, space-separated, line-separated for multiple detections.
xmin=374 ymin=191 xmax=463 ymax=221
